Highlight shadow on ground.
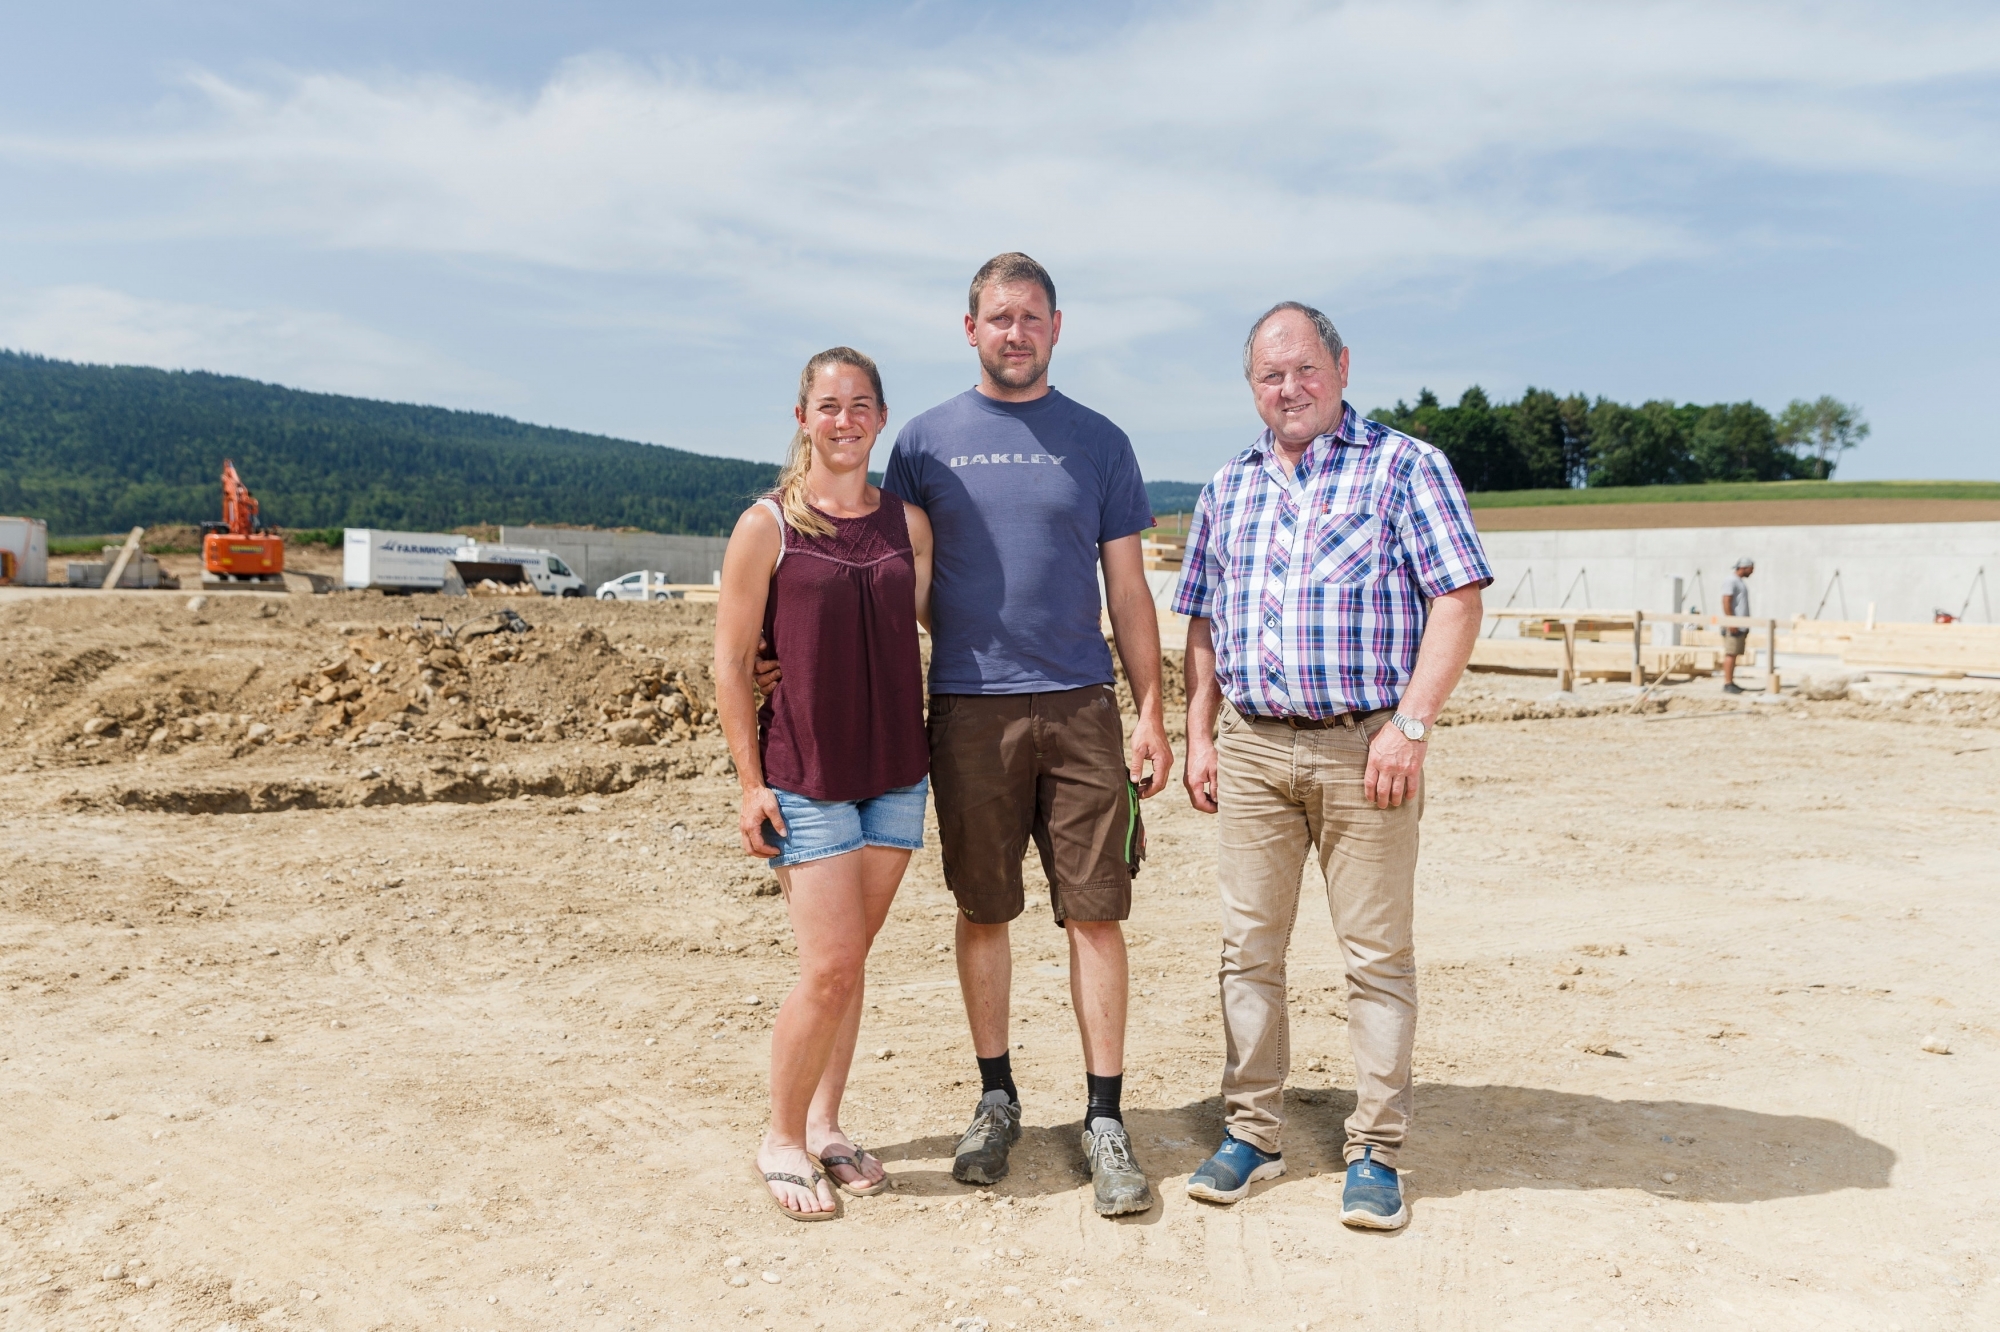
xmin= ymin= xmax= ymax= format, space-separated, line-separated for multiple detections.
xmin=871 ymin=1083 xmax=1893 ymax=1206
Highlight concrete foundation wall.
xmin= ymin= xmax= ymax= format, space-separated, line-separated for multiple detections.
xmin=1476 ymin=521 xmax=2000 ymax=624
xmin=500 ymin=527 xmax=730 ymax=591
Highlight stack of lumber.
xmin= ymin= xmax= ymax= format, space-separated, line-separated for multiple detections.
xmin=1468 ymin=639 xmax=1720 ymax=680
xmin=1789 ymin=618 xmax=2000 ymax=674
xmin=1519 ymin=617 xmax=1636 ymax=643
xmin=654 ymin=583 xmax=719 ymax=604
xmin=1142 ymin=533 xmax=1185 ymax=572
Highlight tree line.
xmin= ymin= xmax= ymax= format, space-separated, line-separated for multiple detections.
xmin=2 ymin=351 xmax=1233 ymax=535
xmin=1369 ymin=388 xmax=1868 ymax=492
xmin=0 ymin=351 xmax=783 ymax=536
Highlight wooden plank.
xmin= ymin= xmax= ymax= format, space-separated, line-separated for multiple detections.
xmin=99 ymin=526 xmax=145 ymax=592
xmin=1842 ymin=641 xmax=2000 ymax=672
xmin=1469 ymin=639 xmax=1719 ymax=677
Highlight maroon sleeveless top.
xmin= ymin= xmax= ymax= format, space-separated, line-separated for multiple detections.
xmin=757 ymin=491 xmax=928 ymax=802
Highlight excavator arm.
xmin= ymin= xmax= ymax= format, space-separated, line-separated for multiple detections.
xmin=219 ymin=459 xmax=261 ymax=536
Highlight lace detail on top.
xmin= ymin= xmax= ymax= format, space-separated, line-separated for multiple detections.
xmin=781 ymin=497 xmax=910 ymax=569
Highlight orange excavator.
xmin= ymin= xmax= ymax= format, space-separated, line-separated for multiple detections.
xmin=201 ymin=459 xmax=285 ymax=585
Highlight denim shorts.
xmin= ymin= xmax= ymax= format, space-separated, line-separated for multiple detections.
xmin=765 ymin=778 xmax=929 ymax=868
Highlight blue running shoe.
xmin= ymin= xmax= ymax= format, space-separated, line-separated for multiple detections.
xmin=1185 ymin=1134 xmax=1285 ymax=1204
xmin=1341 ymin=1146 xmax=1408 ymax=1229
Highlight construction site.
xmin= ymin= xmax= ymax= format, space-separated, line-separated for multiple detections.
xmin=1 ymin=486 xmax=1997 ymax=1332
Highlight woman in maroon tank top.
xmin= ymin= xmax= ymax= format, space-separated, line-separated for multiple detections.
xmin=716 ymin=346 xmax=933 ymax=1221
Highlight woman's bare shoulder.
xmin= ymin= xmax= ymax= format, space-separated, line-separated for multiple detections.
xmin=733 ymin=500 xmax=783 ymax=538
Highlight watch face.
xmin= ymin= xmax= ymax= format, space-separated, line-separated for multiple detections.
xmin=1398 ymin=716 xmax=1426 ymax=740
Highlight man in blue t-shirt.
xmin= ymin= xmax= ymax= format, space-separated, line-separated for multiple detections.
xmin=884 ymin=253 xmax=1172 ymax=1215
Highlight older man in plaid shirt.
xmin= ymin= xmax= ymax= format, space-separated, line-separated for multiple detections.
xmin=1173 ymin=302 xmax=1490 ymax=1229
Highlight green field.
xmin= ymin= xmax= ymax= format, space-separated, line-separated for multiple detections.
xmin=1462 ymin=479 xmax=2000 ymax=508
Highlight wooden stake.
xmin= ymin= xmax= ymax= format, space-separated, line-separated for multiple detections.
xmin=1766 ymin=617 xmax=1780 ymax=694
xmin=1631 ymin=610 xmax=1645 ymax=686
xmin=1559 ymin=620 xmax=1577 ymax=691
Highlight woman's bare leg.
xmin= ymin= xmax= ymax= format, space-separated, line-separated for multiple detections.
xmin=806 ymin=846 xmax=910 ymax=1186
xmin=759 ymin=849 xmax=873 ymax=1215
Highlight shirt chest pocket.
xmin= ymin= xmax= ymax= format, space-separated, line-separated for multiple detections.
xmin=1309 ymin=510 xmax=1380 ymax=585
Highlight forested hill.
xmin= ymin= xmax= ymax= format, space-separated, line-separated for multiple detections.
xmin=0 ymin=351 xmax=783 ymax=536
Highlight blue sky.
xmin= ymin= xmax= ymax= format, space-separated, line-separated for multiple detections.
xmin=3 ymin=0 xmax=1996 ymax=484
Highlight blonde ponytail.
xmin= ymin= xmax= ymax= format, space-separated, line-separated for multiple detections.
xmin=770 ymin=345 xmax=885 ymax=541
xmin=774 ymin=424 xmax=836 ymax=539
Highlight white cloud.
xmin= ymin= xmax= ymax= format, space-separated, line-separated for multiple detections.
xmin=0 ymin=284 xmax=510 ymax=404
xmin=9 ymin=0 xmax=1992 ymax=327
xmin=0 ymin=0 xmax=1993 ymax=473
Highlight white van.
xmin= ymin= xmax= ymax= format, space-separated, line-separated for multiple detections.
xmin=458 ymin=543 xmax=588 ymax=597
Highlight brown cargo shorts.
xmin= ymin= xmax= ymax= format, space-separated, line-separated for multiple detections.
xmin=926 ymin=684 xmax=1140 ymax=927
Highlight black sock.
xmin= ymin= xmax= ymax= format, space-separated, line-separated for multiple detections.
xmin=1086 ymin=1072 xmax=1123 ymax=1125
xmin=977 ymin=1052 xmax=1017 ymax=1104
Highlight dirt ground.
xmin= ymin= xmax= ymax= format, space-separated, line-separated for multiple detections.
xmin=2 ymin=589 xmax=1997 ymax=1331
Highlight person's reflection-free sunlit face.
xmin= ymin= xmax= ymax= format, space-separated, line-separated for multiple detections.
xmin=794 ymin=365 xmax=884 ymax=473
xmin=967 ymin=280 xmax=1060 ymax=395
xmin=1247 ymin=310 xmax=1349 ymax=452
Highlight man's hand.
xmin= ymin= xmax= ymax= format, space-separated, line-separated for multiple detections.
xmin=1363 ymin=724 xmax=1424 ymax=809
xmin=739 ymin=785 xmax=786 ymax=857
xmin=1128 ymin=712 xmax=1174 ymax=798
xmin=752 ymin=634 xmax=781 ymax=696
xmin=1184 ymin=739 xmax=1218 ymax=813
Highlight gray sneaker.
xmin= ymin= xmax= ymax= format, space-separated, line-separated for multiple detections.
xmin=1080 ymin=1117 xmax=1155 ymax=1216
xmin=953 ymin=1090 xmax=1022 ymax=1185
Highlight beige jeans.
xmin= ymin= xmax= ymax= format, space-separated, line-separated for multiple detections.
xmin=1215 ymin=702 xmax=1421 ymax=1167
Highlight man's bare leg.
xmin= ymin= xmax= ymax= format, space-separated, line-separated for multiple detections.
xmin=1066 ymin=919 xmax=1128 ymax=1076
xmin=956 ymin=916 xmax=1013 ymax=1058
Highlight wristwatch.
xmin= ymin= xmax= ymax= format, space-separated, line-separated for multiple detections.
xmin=1389 ymin=712 xmax=1428 ymax=742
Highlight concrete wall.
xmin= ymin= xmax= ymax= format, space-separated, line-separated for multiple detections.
xmin=503 ymin=519 xmax=2000 ymax=622
xmin=1476 ymin=521 xmax=2000 ymax=624
xmin=500 ymin=527 xmax=730 ymax=590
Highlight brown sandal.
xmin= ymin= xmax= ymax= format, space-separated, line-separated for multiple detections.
xmin=752 ymin=1160 xmax=841 ymax=1221
xmin=817 ymin=1145 xmax=892 ymax=1198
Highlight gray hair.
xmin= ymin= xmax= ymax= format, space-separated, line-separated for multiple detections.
xmin=1243 ymin=301 xmax=1344 ymax=379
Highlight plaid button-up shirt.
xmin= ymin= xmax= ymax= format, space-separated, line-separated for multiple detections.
xmin=1171 ymin=404 xmax=1492 ymax=718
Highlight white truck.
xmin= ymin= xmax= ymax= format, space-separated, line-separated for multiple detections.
xmin=343 ymin=531 xmax=586 ymax=596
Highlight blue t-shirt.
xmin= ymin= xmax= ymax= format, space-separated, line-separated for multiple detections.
xmin=883 ymin=388 xmax=1154 ymax=695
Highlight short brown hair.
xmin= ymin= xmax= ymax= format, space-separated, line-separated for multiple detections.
xmin=969 ymin=252 xmax=1057 ymax=318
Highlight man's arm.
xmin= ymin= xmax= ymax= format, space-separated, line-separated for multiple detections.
xmin=1100 ymin=533 xmax=1173 ymax=798
xmin=1183 ymin=616 xmax=1221 ymax=813
xmin=1364 ymin=583 xmax=1483 ymax=809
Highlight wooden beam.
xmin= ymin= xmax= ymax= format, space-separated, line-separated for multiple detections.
xmin=99 ymin=526 xmax=145 ymax=592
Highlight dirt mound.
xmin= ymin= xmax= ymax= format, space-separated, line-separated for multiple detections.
xmin=1 ymin=593 xmax=733 ymax=778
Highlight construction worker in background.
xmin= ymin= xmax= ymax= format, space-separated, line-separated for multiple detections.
xmin=1720 ymin=557 xmax=1755 ymax=695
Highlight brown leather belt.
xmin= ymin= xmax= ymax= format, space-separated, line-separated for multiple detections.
xmin=1241 ymin=710 xmax=1366 ymax=731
